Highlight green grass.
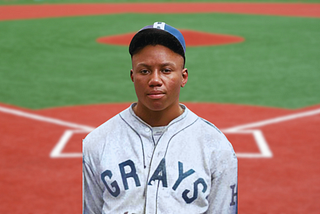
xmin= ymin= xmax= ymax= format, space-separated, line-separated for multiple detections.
xmin=0 ymin=10 xmax=319 ymax=109
xmin=1 ymin=0 xmax=320 ymax=5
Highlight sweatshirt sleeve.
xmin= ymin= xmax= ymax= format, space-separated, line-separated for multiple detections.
xmin=82 ymin=139 xmax=104 ymax=214
xmin=206 ymin=137 xmax=238 ymax=214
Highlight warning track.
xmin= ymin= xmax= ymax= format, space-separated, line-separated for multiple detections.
xmin=0 ymin=3 xmax=320 ymax=21
xmin=1 ymin=102 xmax=320 ymax=213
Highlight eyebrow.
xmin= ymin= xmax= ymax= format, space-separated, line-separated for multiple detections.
xmin=136 ymin=62 xmax=176 ymax=68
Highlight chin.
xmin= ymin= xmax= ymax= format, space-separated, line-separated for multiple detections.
xmin=148 ymin=105 xmax=166 ymax=112
xmin=145 ymin=101 xmax=168 ymax=112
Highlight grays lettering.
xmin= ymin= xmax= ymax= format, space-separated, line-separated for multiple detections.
xmin=101 ymin=170 xmax=120 ymax=197
xmin=172 ymin=161 xmax=195 ymax=191
xmin=182 ymin=178 xmax=207 ymax=204
xmin=148 ymin=158 xmax=168 ymax=187
xmin=119 ymin=160 xmax=141 ymax=190
xmin=101 ymin=158 xmax=208 ymax=204
xmin=230 ymin=184 xmax=238 ymax=206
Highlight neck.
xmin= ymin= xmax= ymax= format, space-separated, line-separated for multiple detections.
xmin=133 ymin=103 xmax=184 ymax=127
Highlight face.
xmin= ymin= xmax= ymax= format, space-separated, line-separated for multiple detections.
xmin=130 ymin=45 xmax=188 ymax=113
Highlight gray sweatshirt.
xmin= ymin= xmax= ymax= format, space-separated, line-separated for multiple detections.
xmin=83 ymin=104 xmax=238 ymax=214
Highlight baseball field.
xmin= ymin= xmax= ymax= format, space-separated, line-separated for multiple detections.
xmin=0 ymin=0 xmax=319 ymax=213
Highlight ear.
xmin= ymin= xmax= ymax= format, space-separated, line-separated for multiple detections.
xmin=181 ymin=68 xmax=188 ymax=87
xmin=130 ymin=69 xmax=134 ymax=82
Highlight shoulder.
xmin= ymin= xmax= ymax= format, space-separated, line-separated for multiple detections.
xmin=84 ymin=114 xmax=120 ymax=143
xmin=82 ymin=107 xmax=131 ymax=161
xmin=181 ymin=108 xmax=237 ymax=174
xmin=198 ymin=117 xmax=223 ymax=134
xmin=185 ymin=108 xmax=224 ymax=139
xmin=195 ymin=116 xmax=238 ymax=171
xmin=182 ymin=106 xmax=221 ymax=132
xmin=186 ymin=108 xmax=236 ymax=156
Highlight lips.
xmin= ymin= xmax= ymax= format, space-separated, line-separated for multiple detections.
xmin=147 ymin=91 xmax=165 ymax=99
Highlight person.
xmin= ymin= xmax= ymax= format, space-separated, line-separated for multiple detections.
xmin=83 ymin=22 xmax=238 ymax=214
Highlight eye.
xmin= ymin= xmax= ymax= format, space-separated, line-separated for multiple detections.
xmin=140 ymin=69 xmax=150 ymax=74
xmin=162 ymin=68 xmax=172 ymax=73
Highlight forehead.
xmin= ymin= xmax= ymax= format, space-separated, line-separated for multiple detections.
xmin=131 ymin=45 xmax=184 ymax=67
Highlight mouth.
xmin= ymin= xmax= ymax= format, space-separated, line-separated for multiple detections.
xmin=147 ymin=91 xmax=165 ymax=99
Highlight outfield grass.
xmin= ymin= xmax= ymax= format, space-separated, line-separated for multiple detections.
xmin=0 ymin=3 xmax=319 ymax=109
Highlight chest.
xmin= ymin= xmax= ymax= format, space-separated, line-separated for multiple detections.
xmin=98 ymin=129 xmax=213 ymax=205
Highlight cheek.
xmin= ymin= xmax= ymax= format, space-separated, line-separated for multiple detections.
xmin=167 ymin=78 xmax=183 ymax=93
xmin=133 ymin=78 xmax=146 ymax=94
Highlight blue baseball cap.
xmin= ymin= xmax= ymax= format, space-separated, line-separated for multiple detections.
xmin=129 ymin=22 xmax=186 ymax=62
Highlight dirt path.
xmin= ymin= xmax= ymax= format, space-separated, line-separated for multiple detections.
xmin=0 ymin=3 xmax=319 ymax=21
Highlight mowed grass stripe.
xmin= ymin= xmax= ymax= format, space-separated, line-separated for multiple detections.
xmin=0 ymin=13 xmax=319 ymax=109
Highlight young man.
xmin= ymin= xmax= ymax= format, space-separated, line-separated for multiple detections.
xmin=83 ymin=22 xmax=238 ymax=214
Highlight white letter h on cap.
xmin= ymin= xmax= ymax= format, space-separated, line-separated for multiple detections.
xmin=153 ymin=22 xmax=166 ymax=30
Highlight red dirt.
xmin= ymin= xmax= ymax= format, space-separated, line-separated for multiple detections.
xmin=97 ymin=30 xmax=244 ymax=47
xmin=0 ymin=3 xmax=319 ymax=21
xmin=1 ymin=102 xmax=320 ymax=213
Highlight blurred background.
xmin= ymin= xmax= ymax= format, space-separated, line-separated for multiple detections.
xmin=0 ymin=0 xmax=319 ymax=213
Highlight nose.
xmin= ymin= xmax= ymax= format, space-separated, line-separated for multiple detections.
xmin=148 ymin=71 xmax=162 ymax=87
